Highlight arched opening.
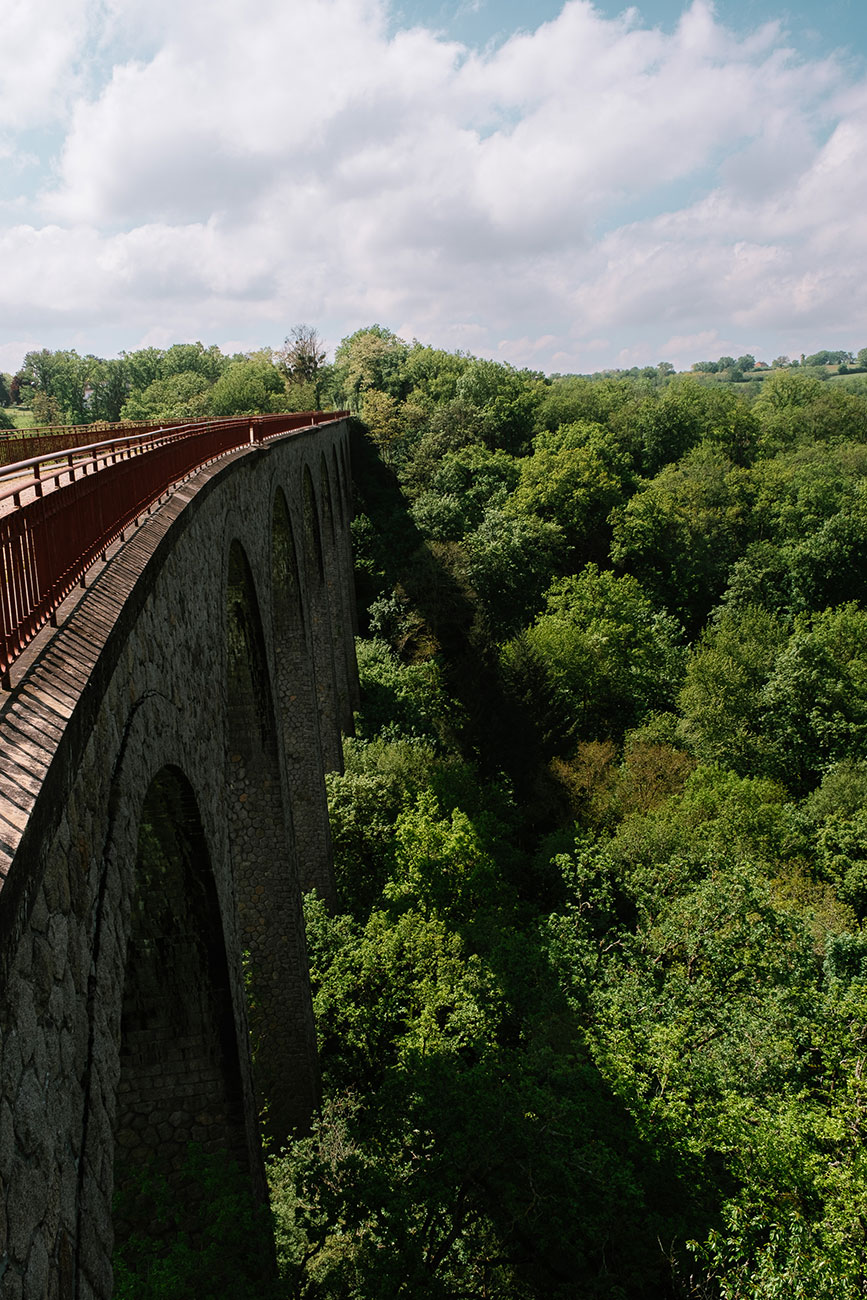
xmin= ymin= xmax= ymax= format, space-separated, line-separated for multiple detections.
xmin=334 ymin=437 xmax=360 ymax=684
xmin=321 ymin=453 xmax=357 ymax=729
xmin=340 ymin=440 xmax=351 ymax=507
xmin=302 ymin=467 xmax=324 ymax=584
xmin=302 ymin=468 xmax=342 ymax=771
xmin=112 ymin=765 xmax=271 ymax=1292
xmin=335 ymin=437 xmax=361 ymax=703
xmin=319 ymin=452 xmax=337 ymax=549
xmin=331 ymin=446 xmax=344 ymax=527
xmin=225 ymin=539 xmax=318 ymax=1142
xmin=272 ymin=490 xmax=335 ymax=905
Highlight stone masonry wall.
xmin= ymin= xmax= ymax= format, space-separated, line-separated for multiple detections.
xmin=0 ymin=420 xmax=356 ymax=1300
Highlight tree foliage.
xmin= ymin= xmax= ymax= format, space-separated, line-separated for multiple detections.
xmin=209 ymin=355 xmax=285 ymax=416
xmin=23 ymin=324 xmax=867 ymax=1296
xmin=286 ymin=328 xmax=867 ymax=1300
xmin=278 ymin=325 xmax=326 ymax=385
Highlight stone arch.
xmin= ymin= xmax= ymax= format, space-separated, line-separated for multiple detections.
xmin=331 ymin=444 xmax=360 ymax=698
xmin=319 ymin=452 xmax=337 ymax=549
xmin=225 ymin=538 xmax=317 ymax=1141
xmin=339 ymin=439 xmax=351 ymax=501
xmin=271 ymin=489 xmax=335 ymax=906
xmin=335 ymin=438 xmax=360 ymax=663
xmin=331 ymin=446 xmax=344 ymax=527
xmin=318 ymin=455 xmax=353 ymax=731
xmin=302 ymin=466 xmax=325 ymax=584
xmin=112 ymin=765 xmax=260 ymax=1268
xmin=301 ymin=467 xmax=341 ymax=772
xmin=338 ymin=444 xmax=353 ymax=537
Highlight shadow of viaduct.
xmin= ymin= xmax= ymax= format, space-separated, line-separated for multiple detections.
xmin=0 ymin=418 xmax=357 ymax=1298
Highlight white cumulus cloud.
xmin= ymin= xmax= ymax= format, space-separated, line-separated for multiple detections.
xmin=0 ymin=0 xmax=864 ymax=371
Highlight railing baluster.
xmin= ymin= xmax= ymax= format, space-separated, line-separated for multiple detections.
xmin=0 ymin=411 xmax=347 ymax=687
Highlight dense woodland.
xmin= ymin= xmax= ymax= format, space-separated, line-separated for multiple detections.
xmin=12 ymin=330 xmax=867 ymax=1296
xmin=281 ymin=331 xmax=867 ymax=1300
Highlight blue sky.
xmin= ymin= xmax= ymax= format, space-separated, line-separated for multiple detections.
xmin=399 ymin=0 xmax=867 ymax=59
xmin=1 ymin=0 xmax=866 ymax=376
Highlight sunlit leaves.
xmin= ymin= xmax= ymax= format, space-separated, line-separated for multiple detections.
xmin=503 ymin=564 xmax=685 ymax=748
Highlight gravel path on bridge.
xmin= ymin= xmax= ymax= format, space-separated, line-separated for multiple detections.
xmin=0 ymin=452 xmax=98 ymax=518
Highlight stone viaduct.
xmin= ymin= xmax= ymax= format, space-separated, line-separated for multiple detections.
xmin=0 ymin=418 xmax=358 ymax=1298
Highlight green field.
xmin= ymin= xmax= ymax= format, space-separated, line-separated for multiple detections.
xmin=826 ymin=370 xmax=867 ymax=391
xmin=0 ymin=408 xmax=35 ymax=432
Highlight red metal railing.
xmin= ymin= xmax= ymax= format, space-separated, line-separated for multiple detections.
xmin=0 ymin=410 xmax=347 ymax=688
xmin=0 ymin=419 xmax=175 ymax=468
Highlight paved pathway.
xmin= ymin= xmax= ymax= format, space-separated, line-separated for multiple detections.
xmin=0 ymin=447 xmax=120 ymax=518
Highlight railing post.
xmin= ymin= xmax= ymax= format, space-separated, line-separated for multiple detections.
xmin=0 ymin=408 xmax=339 ymax=685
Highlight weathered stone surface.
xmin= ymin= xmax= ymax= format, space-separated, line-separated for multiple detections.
xmin=8 ymin=1163 xmax=47 ymax=1262
xmin=1 ymin=1266 xmax=24 ymax=1299
xmin=13 ymin=1068 xmax=44 ymax=1159
xmin=0 ymin=421 xmax=357 ymax=1298
xmin=23 ymin=1238 xmax=48 ymax=1300
xmin=0 ymin=1034 xmax=21 ymax=1108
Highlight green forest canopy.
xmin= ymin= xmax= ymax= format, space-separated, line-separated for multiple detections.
xmin=32 ymin=325 xmax=867 ymax=1298
xmin=4 ymin=328 xmax=867 ymax=431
